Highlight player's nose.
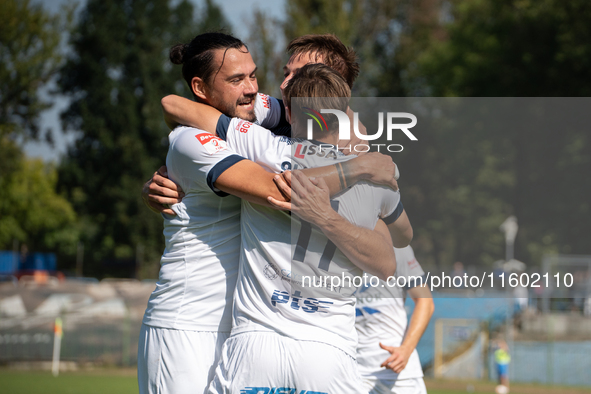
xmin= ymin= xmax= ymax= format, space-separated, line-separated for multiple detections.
xmin=244 ymin=77 xmax=258 ymax=95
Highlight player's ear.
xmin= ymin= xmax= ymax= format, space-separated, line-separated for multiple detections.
xmin=286 ymin=105 xmax=292 ymax=124
xmin=191 ymin=77 xmax=208 ymax=101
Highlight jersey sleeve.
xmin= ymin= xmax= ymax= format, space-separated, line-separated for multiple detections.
xmin=394 ymin=246 xmax=426 ymax=289
xmin=167 ymin=126 xmax=246 ymax=196
xmin=372 ymin=186 xmax=403 ymax=225
xmin=216 ymin=115 xmax=293 ymax=173
xmin=254 ymin=93 xmax=283 ymax=129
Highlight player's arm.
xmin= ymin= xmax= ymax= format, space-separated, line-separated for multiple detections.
xmin=383 ymin=205 xmax=413 ymax=248
xmin=162 ymin=95 xmax=400 ymax=195
xmin=290 ymin=172 xmax=396 ymax=280
xmin=162 ymin=95 xmax=221 ymax=132
xmin=142 ymin=166 xmax=184 ymax=215
xmin=213 ymin=161 xmax=289 ymax=206
xmin=380 ymin=284 xmax=434 ymax=373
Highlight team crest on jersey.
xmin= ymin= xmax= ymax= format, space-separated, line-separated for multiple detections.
xmin=263 ymin=264 xmax=279 ymax=280
xmin=236 ymin=120 xmax=253 ymax=134
xmin=195 ymin=133 xmax=227 ymax=154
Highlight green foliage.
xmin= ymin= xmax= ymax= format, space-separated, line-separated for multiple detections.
xmin=0 ymin=0 xmax=77 ymax=259
xmin=405 ymin=1 xmax=591 ymax=268
xmin=0 ymin=0 xmax=70 ymax=140
xmin=0 ymin=157 xmax=79 ymax=255
xmin=281 ymin=0 xmax=441 ymax=96
xmin=281 ymin=0 xmax=590 ymax=270
xmin=57 ymin=0 xmax=229 ymax=278
xmin=248 ymin=9 xmax=285 ymax=97
xmin=417 ymin=0 xmax=591 ymax=96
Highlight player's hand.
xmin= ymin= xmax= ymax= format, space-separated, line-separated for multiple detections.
xmin=338 ymin=107 xmax=368 ymax=156
xmin=267 ymin=171 xmax=292 ymax=211
xmin=352 ymin=152 xmax=399 ymax=191
xmin=142 ymin=166 xmax=185 ymax=215
xmin=379 ymin=342 xmax=413 ymax=373
xmin=289 ymin=171 xmax=333 ymax=226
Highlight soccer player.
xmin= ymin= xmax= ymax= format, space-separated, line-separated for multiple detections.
xmin=139 ymin=33 xmax=401 ymax=394
xmin=162 ymin=63 xmax=412 ymax=392
xmin=137 ymin=32 xmax=284 ymax=394
xmin=355 ymin=246 xmax=434 ymax=394
xmin=144 ymin=34 xmax=369 ymax=213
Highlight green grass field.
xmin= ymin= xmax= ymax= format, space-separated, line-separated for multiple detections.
xmin=1 ymin=370 xmax=589 ymax=394
xmin=0 ymin=370 xmax=138 ymax=394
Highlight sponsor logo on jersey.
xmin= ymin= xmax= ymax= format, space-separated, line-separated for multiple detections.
xmin=241 ymin=388 xmax=327 ymax=394
xmin=355 ymin=306 xmax=382 ymax=317
xmin=195 ymin=133 xmax=227 ymax=154
xmin=293 ymin=144 xmax=338 ymax=160
xmin=270 ymin=289 xmax=333 ymax=313
xmin=258 ymin=93 xmax=271 ymax=109
xmin=236 ymin=120 xmax=253 ymax=133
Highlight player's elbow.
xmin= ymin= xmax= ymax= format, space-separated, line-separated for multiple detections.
xmin=161 ymin=95 xmax=174 ymax=113
xmin=376 ymin=257 xmax=397 ymax=281
xmin=392 ymin=227 xmax=413 ymax=248
xmin=161 ymin=95 xmax=178 ymax=129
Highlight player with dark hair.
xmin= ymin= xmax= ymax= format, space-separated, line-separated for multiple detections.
xmin=138 ymin=32 xmax=400 ymax=394
xmin=157 ymin=62 xmax=412 ymax=392
xmin=169 ymin=32 xmax=257 ymax=121
xmin=143 ymin=34 xmax=366 ymax=214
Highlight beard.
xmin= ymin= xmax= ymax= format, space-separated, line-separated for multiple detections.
xmin=216 ymin=94 xmax=257 ymax=122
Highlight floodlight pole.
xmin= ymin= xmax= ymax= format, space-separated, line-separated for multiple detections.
xmin=500 ymin=216 xmax=518 ymax=262
xmin=500 ymin=215 xmax=518 ymax=379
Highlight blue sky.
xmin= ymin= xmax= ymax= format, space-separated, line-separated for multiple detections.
xmin=26 ymin=0 xmax=285 ymax=162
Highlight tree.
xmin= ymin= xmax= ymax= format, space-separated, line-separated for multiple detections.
xmin=0 ymin=0 xmax=77 ymax=258
xmin=0 ymin=158 xmax=79 ymax=255
xmin=417 ymin=0 xmax=591 ymax=97
xmin=247 ymin=8 xmax=285 ymax=97
xmin=281 ymin=0 xmax=442 ymax=96
xmin=0 ymin=0 xmax=69 ymax=141
xmin=408 ymin=0 xmax=591 ymax=267
xmin=58 ymin=0 xmax=231 ymax=278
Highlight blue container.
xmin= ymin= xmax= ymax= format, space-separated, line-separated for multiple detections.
xmin=0 ymin=251 xmax=19 ymax=274
xmin=45 ymin=253 xmax=56 ymax=271
xmin=22 ymin=253 xmax=57 ymax=271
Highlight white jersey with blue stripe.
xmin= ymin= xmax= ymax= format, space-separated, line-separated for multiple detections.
xmin=142 ymin=126 xmax=246 ymax=332
xmin=216 ymin=117 xmax=402 ymax=357
xmin=142 ymin=93 xmax=282 ymax=332
xmin=355 ymin=245 xmax=426 ymax=380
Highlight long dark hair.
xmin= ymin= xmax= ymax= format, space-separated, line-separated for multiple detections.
xmin=170 ymin=32 xmax=247 ymax=98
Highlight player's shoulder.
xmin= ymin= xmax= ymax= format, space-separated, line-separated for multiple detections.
xmin=169 ymin=126 xmax=230 ymax=157
xmin=169 ymin=125 xmax=204 ymax=140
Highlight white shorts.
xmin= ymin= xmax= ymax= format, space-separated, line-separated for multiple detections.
xmin=208 ymin=331 xmax=366 ymax=394
xmin=138 ymin=324 xmax=230 ymax=394
xmin=363 ymin=376 xmax=427 ymax=394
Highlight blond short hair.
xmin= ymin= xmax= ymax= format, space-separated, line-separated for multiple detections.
xmin=283 ymin=64 xmax=351 ymax=136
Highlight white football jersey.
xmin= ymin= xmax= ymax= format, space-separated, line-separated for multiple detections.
xmin=142 ymin=126 xmax=245 ymax=332
xmin=254 ymin=93 xmax=283 ymax=129
xmin=216 ymin=117 xmax=402 ymax=357
xmin=355 ymin=245 xmax=426 ymax=380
